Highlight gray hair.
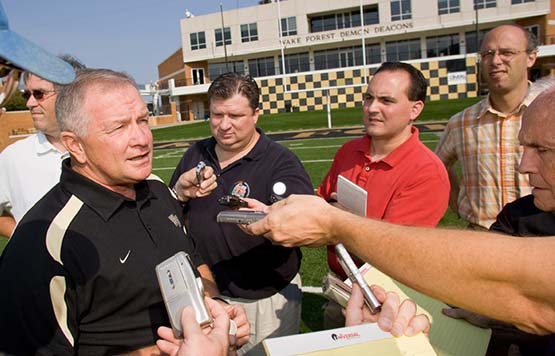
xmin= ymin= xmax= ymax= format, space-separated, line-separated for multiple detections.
xmin=55 ymin=68 xmax=138 ymax=137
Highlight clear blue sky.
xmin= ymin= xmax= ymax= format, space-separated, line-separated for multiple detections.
xmin=3 ymin=0 xmax=259 ymax=84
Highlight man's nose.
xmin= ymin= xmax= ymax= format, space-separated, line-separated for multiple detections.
xmin=518 ymin=147 xmax=538 ymax=174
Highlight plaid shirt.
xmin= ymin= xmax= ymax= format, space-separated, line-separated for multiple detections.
xmin=435 ymin=85 xmax=542 ymax=229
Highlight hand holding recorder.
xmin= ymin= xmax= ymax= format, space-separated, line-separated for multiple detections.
xmin=172 ymin=161 xmax=217 ymax=202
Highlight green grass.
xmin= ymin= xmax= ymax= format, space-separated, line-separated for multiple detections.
xmin=0 ymin=238 xmax=7 ymax=251
xmin=151 ymin=97 xmax=481 ymax=142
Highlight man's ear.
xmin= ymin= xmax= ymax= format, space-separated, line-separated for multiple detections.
xmin=252 ymin=107 xmax=260 ymax=125
xmin=409 ymin=100 xmax=424 ymax=122
xmin=61 ymin=131 xmax=86 ymax=164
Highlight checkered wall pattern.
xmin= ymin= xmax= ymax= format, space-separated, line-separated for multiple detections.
xmin=258 ymin=56 xmax=478 ymax=115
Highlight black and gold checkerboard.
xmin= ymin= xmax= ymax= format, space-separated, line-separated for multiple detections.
xmin=258 ymin=56 xmax=478 ymax=115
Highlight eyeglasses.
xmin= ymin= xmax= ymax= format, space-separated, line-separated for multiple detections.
xmin=479 ymin=48 xmax=529 ymax=61
xmin=0 ymin=62 xmax=21 ymax=107
xmin=22 ymin=89 xmax=57 ymax=101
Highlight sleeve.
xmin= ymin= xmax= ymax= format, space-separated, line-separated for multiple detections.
xmin=490 ymin=204 xmax=518 ymax=235
xmin=0 ymin=222 xmax=78 ymax=355
xmin=270 ymin=147 xmax=314 ymax=198
xmin=382 ymin=162 xmax=450 ymax=227
xmin=183 ymin=230 xmax=205 ymax=268
xmin=434 ymin=118 xmax=458 ymax=168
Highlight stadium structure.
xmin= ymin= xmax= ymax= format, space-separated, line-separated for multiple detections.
xmin=155 ymin=0 xmax=555 ymax=121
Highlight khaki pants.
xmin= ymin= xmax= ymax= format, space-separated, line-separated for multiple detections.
xmin=224 ymin=274 xmax=302 ymax=356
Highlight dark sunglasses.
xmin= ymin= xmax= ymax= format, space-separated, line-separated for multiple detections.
xmin=22 ymin=89 xmax=56 ymax=101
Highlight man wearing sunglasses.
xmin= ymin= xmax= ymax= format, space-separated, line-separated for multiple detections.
xmin=435 ymin=24 xmax=540 ymax=231
xmin=0 ymin=1 xmax=76 ymax=237
xmin=0 ymin=56 xmax=84 ymax=238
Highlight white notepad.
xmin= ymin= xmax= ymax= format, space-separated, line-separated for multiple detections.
xmin=336 ymin=175 xmax=367 ymax=217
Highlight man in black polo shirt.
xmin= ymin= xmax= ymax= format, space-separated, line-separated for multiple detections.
xmin=0 ymin=69 xmax=247 ymax=355
xmin=170 ymin=72 xmax=313 ymax=355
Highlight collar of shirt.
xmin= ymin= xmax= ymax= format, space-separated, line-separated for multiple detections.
xmin=60 ymin=158 xmax=153 ymax=221
xmin=35 ymin=131 xmax=69 ymax=159
xmin=356 ymin=126 xmax=420 ymax=167
xmin=480 ymin=81 xmax=534 ymax=119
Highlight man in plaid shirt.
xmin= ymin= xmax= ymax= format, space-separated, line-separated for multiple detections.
xmin=435 ymin=24 xmax=541 ymax=230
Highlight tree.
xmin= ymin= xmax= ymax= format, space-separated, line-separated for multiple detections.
xmin=3 ymin=91 xmax=27 ymax=111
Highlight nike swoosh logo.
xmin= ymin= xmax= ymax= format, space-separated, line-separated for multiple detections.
xmin=119 ymin=250 xmax=131 ymax=264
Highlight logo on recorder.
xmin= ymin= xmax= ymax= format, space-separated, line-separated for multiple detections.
xmin=330 ymin=332 xmax=361 ymax=341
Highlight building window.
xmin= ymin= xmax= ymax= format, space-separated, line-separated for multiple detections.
xmin=366 ymin=44 xmax=382 ymax=64
xmin=241 ymin=23 xmax=258 ymax=43
xmin=426 ymin=34 xmax=460 ymax=57
xmin=438 ymin=0 xmax=460 ymax=14
xmin=511 ymin=0 xmax=534 ymax=3
xmin=474 ymin=0 xmax=496 ymax=9
xmin=386 ymin=38 xmax=421 ymax=61
xmin=208 ymin=61 xmax=244 ymax=81
xmin=314 ymin=44 xmax=381 ymax=70
xmin=465 ymin=29 xmax=490 ymax=53
xmin=190 ymin=32 xmax=206 ymax=50
xmin=278 ymin=52 xmax=309 ymax=73
xmin=524 ymin=24 xmax=540 ymax=43
xmin=391 ymin=0 xmax=411 ymax=21
xmin=281 ymin=17 xmax=297 ymax=36
xmin=248 ymin=57 xmax=276 ymax=77
xmin=215 ymin=27 xmax=232 ymax=47
xmin=191 ymin=68 xmax=205 ymax=85
xmin=309 ymin=6 xmax=379 ymax=33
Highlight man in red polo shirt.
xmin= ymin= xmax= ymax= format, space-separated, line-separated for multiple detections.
xmin=318 ymin=62 xmax=449 ymax=328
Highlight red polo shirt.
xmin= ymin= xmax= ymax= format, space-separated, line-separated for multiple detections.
xmin=318 ymin=127 xmax=449 ymax=277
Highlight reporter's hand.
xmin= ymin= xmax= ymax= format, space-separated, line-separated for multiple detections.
xmin=156 ymin=297 xmax=230 ymax=356
xmin=172 ymin=165 xmax=217 ymax=202
xmin=240 ymin=197 xmax=269 ymax=213
xmin=243 ymin=195 xmax=341 ymax=247
xmin=221 ymin=303 xmax=250 ymax=348
xmin=345 ymin=284 xmax=430 ymax=337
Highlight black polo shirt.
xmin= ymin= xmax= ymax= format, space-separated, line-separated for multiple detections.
xmin=489 ymin=194 xmax=555 ymax=356
xmin=170 ymin=128 xmax=313 ymax=299
xmin=0 ymin=159 xmax=203 ymax=356
xmin=490 ymin=194 xmax=555 ymax=236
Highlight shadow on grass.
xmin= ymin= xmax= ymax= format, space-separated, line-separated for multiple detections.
xmin=301 ymin=292 xmax=328 ymax=333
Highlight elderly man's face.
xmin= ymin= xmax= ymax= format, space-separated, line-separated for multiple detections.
xmin=78 ymin=84 xmax=152 ymax=194
xmin=518 ymin=97 xmax=555 ymax=212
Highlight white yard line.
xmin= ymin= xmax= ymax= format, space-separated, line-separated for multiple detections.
xmin=302 ymin=286 xmax=323 ymax=294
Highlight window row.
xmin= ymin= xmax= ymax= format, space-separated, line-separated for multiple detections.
xmin=190 ymin=22 xmax=259 ymax=51
xmin=205 ymin=29 xmax=493 ymax=80
xmin=190 ymin=0 xmax=534 ymax=51
xmin=309 ymin=6 xmax=379 ymax=33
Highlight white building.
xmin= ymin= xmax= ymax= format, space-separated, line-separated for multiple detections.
xmin=157 ymin=0 xmax=554 ymax=120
